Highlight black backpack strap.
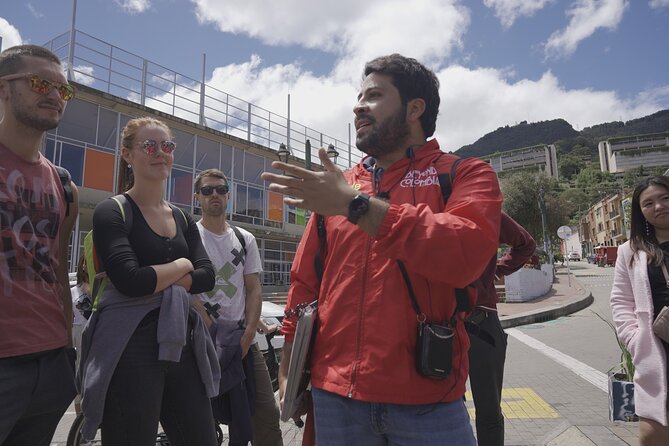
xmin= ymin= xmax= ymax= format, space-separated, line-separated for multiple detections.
xmin=437 ymin=157 xmax=462 ymax=206
xmin=230 ymin=224 xmax=247 ymax=257
xmin=55 ymin=166 xmax=73 ymax=217
xmin=455 ymin=287 xmax=470 ymax=314
xmin=437 ymin=157 xmax=472 ymax=314
xmin=314 ymin=214 xmax=327 ymax=283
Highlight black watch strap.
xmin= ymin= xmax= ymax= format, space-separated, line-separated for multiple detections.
xmin=347 ymin=193 xmax=370 ymax=224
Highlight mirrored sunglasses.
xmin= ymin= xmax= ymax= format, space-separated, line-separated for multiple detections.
xmin=138 ymin=139 xmax=176 ymax=157
xmin=199 ymin=185 xmax=229 ymax=196
xmin=0 ymin=73 xmax=75 ymax=101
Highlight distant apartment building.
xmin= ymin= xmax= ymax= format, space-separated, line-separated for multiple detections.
xmin=579 ymin=192 xmax=627 ymax=255
xmin=598 ymin=131 xmax=669 ymax=173
xmin=485 ymin=144 xmax=558 ymax=178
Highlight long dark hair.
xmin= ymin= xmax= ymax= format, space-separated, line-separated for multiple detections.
xmin=629 ymin=176 xmax=669 ymax=266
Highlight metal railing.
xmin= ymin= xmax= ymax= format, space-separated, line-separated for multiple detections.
xmin=44 ymin=29 xmax=361 ymax=169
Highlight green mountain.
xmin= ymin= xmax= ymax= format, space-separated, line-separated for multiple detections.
xmin=454 ymin=109 xmax=669 ymax=158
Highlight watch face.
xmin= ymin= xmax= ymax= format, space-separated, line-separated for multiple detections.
xmin=348 ymin=193 xmax=370 ymax=224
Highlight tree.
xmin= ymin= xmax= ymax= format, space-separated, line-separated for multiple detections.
xmin=500 ymin=171 xmax=569 ymax=254
xmin=558 ymin=154 xmax=585 ymax=180
xmin=559 ymin=187 xmax=590 ymax=224
xmin=575 ymin=166 xmax=618 ymax=202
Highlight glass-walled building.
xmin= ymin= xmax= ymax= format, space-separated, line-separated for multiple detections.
xmin=38 ymin=29 xmax=361 ymax=290
xmin=47 ymin=87 xmax=305 ymax=290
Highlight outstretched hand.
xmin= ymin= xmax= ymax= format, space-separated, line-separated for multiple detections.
xmin=260 ymin=148 xmax=356 ymax=217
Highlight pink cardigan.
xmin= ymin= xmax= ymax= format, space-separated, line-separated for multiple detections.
xmin=610 ymin=241 xmax=668 ymax=425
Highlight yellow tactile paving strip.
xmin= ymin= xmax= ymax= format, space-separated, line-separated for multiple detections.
xmin=465 ymin=388 xmax=561 ymax=419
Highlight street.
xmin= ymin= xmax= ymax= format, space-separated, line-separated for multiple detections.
xmin=484 ymin=261 xmax=638 ymax=445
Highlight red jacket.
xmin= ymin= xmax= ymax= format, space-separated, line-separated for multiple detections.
xmin=474 ymin=212 xmax=536 ymax=309
xmin=283 ymin=140 xmax=502 ymax=404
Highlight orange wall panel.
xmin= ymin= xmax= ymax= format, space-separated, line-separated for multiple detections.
xmin=84 ymin=148 xmax=115 ymax=192
xmin=268 ymin=191 xmax=283 ymax=222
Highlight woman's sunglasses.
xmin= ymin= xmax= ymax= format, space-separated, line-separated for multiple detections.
xmin=199 ymin=185 xmax=229 ymax=196
xmin=0 ymin=73 xmax=75 ymax=101
xmin=137 ymin=139 xmax=177 ymax=157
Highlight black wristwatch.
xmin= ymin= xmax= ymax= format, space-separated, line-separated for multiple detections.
xmin=347 ymin=193 xmax=370 ymax=224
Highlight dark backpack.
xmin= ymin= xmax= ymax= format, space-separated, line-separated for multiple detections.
xmin=55 ymin=165 xmax=74 ymax=217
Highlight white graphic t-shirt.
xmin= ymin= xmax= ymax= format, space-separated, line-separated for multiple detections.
xmin=196 ymin=222 xmax=263 ymax=322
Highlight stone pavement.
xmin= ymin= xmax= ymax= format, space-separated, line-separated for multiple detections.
xmin=51 ymin=267 xmax=636 ymax=445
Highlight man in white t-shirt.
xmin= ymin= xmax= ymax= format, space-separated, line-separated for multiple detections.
xmin=193 ymin=169 xmax=283 ymax=446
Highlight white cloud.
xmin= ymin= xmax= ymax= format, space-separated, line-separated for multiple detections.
xmin=27 ymin=4 xmax=44 ymax=19
xmin=142 ymin=54 xmax=664 ymax=155
xmin=100 ymin=0 xmax=666 ymax=157
xmin=435 ymin=66 xmax=664 ymax=151
xmin=0 ymin=17 xmax=23 ymax=51
xmin=649 ymin=0 xmax=669 ymax=8
xmin=544 ymin=0 xmax=628 ymax=59
xmin=73 ymin=65 xmax=95 ymax=86
xmin=114 ymin=0 xmax=151 ymax=14
xmin=483 ymin=0 xmax=555 ymax=28
xmin=191 ymin=0 xmax=469 ymax=80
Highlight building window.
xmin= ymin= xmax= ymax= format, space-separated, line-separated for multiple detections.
xmin=97 ymin=107 xmax=118 ymax=148
xmin=195 ymin=136 xmax=220 ymax=171
xmin=169 ymin=168 xmax=193 ymax=207
xmin=60 ymin=142 xmax=85 ymax=186
xmin=244 ymin=152 xmax=264 ymax=186
xmin=247 ymin=186 xmax=264 ymax=219
xmin=58 ymin=99 xmax=97 ymax=143
xmin=172 ymin=128 xmax=195 ymax=168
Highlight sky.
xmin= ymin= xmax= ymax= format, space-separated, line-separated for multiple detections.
xmin=2 ymin=0 xmax=669 ymax=153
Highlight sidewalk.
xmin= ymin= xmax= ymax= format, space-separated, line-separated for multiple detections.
xmin=499 ymin=266 xmax=593 ymax=329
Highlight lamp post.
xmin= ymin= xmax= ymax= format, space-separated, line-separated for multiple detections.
xmin=277 ymin=142 xmax=291 ymax=164
xmin=327 ymin=143 xmax=339 ymax=166
xmin=305 ymin=139 xmax=312 ymax=171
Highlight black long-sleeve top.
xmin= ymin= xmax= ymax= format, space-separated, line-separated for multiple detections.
xmin=92 ymin=194 xmax=215 ymax=297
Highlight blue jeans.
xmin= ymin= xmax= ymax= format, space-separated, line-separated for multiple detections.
xmin=311 ymin=387 xmax=475 ymax=446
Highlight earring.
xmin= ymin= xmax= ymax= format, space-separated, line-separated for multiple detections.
xmin=128 ymin=164 xmax=131 ymax=168
xmin=646 ymin=220 xmax=651 ymax=237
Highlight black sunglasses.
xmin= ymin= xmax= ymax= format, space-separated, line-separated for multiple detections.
xmin=199 ymin=185 xmax=229 ymax=196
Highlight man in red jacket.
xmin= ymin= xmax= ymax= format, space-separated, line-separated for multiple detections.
xmin=468 ymin=212 xmax=535 ymax=446
xmin=262 ymin=54 xmax=502 ymax=445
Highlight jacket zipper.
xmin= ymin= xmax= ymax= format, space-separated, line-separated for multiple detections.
xmin=348 ymin=229 xmax=372 ymax=398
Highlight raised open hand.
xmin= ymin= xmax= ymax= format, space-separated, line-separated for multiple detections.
xmin=260 ymin=148 xmax=356 ymax=217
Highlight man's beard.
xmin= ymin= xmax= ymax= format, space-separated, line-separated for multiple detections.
xmin=9 ymin=85 xmax=60 ymax=131
xmin=356 ymin=106 xmax=410 ymax=158
xmin=202 ymin=203 xmax=224 ymax=217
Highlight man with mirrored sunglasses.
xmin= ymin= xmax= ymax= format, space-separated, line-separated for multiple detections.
xmin=0 ymin=73 xmax=75 ymax=101
xmin=0 ymin=45 xmax=79 ymax=446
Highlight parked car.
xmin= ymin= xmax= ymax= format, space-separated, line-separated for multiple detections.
xmin=594 ymin=245 xmax=618 ymax=267
xmin=567 ymin=252 xmax=581 ymax=261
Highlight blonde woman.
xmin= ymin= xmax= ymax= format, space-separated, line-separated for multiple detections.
xmin=611 ymin=176 xmax=669 ymax=445
xmin=79 ymin=117 xmax=219 ymax=445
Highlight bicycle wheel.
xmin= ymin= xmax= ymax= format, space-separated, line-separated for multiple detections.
xmin=66 ymin=412 xmax=100 ymax=446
